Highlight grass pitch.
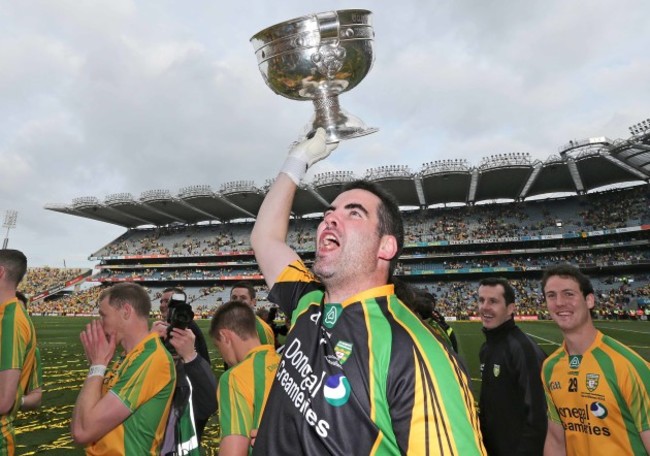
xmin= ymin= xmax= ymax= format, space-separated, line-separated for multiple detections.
xmin=14 ymin=317 xmax=650 ymax=455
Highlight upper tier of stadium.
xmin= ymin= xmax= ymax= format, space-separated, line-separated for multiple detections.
xmin=44 ymin=128 xmax=650 ymax=228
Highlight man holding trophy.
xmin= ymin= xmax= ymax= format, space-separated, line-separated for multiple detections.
xmin=248 ymin=11 xmax=485 ymax=455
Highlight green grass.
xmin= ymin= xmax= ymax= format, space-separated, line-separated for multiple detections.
xmin=13 ymin=317 xmax=650 ymax=454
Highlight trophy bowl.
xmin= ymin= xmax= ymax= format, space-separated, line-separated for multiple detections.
xmin=251 ymin=9 xmax=378 ymax=143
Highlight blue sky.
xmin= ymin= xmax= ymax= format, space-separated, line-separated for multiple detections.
xmin=1 ymin=0 xmax=649 ymax=267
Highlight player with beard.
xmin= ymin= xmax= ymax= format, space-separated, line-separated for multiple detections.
xmin=249 ymin=129 xmax=485 ymax=455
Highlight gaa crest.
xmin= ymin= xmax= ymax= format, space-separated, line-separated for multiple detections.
xmin=493 ymin=364 xmax=501 ymax=377
xmin=586 ymin=373 xmax=600 ymax=392
xmin=334 ymin=340 xmax=353 ymax=365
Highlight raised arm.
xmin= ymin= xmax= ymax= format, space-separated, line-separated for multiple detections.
xmin=251 ymin=128 xmax=336 ymax=289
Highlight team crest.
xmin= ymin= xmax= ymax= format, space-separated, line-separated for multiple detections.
xmin=334 ymin=341 xmax=353 ymax=364
xmin=323 ymin=303 xmax=342 ymax=329
xmin=586 ymin=373 xmax=600 ymax=392
xmin=493 ymin=364 xmax=501 ymax=377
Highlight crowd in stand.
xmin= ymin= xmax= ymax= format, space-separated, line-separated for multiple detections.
xmin=396 ymin=249 xmax=650 ymax=273
xmin=19 ymin=186 xmax=649 ymax=319
xmin=17 ymin=267 xmax=87 ymax=296
xmin=27 ymin=286 xmax=102 ymax=316
xmin=90 ymin=186 xmax=650 ymax=258
xmin=23 ymin=274 xmax=650 ymax=320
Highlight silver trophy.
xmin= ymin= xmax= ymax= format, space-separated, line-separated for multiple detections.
xmin=251 ymin=9 xmax=377 ymax=143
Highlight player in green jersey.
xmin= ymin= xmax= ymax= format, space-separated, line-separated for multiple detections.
xmin=71 ymin=282 xmax=176 ymax=455
xmin=210 ymin=300 xmax=280 ymax=455
xmin=230 ymin=282 xmax=275 ymax=347
xmin=541 ymin=264 xmax=650 ymax=455
xmin=0 ymin=250 xmax=38 ymax=456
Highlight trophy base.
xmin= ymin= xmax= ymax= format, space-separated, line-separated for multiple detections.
xmin=303 ymin=124 xmax=379 ymax=144
xmin=303 ymin=96 xmax=378 ymax=143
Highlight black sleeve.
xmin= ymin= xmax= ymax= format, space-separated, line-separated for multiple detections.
xmin=511 ymin=335 xmax=548 ymax=456
xmin=189 ymin=321 xmax=210 ymax=363
xmin=268 ymin=264 xmax=323 ymax=318
xmin=184 ymin=355 xmax=218 ymax=423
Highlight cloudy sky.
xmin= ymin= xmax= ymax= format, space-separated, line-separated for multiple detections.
xmin=1 ymin=0 xmax=649 ymax=269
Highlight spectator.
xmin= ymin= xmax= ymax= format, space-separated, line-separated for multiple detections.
xmin=154 ymin=287 xmax=214 ymax=442
xmin=158 ymin=325 xmax=217 ymax=455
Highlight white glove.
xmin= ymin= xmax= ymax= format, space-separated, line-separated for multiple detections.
xmin=281 ymin=128 xmax=339 ymax=185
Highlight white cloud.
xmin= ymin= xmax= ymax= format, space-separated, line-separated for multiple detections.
xmin=0 ymin=0 xmax=648 ymax=267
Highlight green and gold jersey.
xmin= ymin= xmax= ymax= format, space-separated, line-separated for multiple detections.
xmin=542 ymin=331 xmax=650 ymax=456
xmin=218 ymin=344 xmax=280 ymax=448
xmin=255 ymin=316 xmax=275 ymax=347
xmin=253 ymin=261 xmax=485 ymax=455
xmin=0 ymin=297 xmax=37 ymax=456
xmin=86 ymin=333 xmax=176 ymax=456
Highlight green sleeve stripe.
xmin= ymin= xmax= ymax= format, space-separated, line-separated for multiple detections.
xmin=387 ymin=295 xmax=484 ymax=454
xmin=255 ymin=319 xmax=267 ymax=344
xmin=542 ymin=349 xmax=564 ymax=423
xmin=601 ymin=336 xmax=650 ymax=388
xmin=600 ymin=336 xmax=650 ymax=432
xmin=592 ymin=347 xmax=646 ymax=455
xmin=234 ymin=387 xmax=249 ymax=435
xmin=291 ymin=290 xmax=323 ymax=327
xmin=0 ymin=304 xmax=18 ymax=369
xmin=218 ymin=372 xmax=234 ymax=433
xmin=364 ymin=297 xmax=398 ymax=453
xmin=252 ymin=351 xmax=267 ymax=428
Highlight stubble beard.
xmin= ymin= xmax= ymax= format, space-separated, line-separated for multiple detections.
xmin=313 ymin=256 xmax=335 ymax=283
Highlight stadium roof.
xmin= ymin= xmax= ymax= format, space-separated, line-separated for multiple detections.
xmin=46 ymin=132 xmax=650 ymax=229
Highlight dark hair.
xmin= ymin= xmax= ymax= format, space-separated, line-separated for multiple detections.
xmin=541 ymin=264 xmax=594 ymax=298
xmin=99 ymin=283 xmax=151 ymax=318
xmin=0 ymin=249 xmax=27 ymax=287
xmin=392 ymin=278 xmax=416 ymax=307
xmin=412 ymin=296 xmax=434 ymax=320
xmin=230 ymin=281 xmax=256 ymax=300
xmin=210 ymin=300 xmax=258 ymax=340
xmin=341 ymin=180 xmax=404 ymax=277
xmin=479 ymin=277 xmax=516 ymax=305
xmin=16 ymin=291 xmax=29 ymax=306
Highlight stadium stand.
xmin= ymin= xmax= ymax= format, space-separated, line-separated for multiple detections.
xmin=18 ymin=267 xmax=92 ymax=303
xmin=39 ymin=124 xmax=650 ymax=319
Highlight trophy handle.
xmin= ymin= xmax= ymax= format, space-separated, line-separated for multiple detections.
xmin=315 ymin=11 xmax=340 ymax=40
xmin=313 ymin=11 xmax=346 ymax=80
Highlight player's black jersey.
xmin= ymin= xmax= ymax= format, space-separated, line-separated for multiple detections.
xmin=253 ymin=261 xmax=485 ymax=455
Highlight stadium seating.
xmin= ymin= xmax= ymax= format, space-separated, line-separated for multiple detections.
xmin=30 ymin=185 xmax=650 ymax=318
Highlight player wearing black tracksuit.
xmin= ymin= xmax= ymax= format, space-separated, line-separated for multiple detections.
xmin=479 ymin=317 xmax=547 ymax=456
